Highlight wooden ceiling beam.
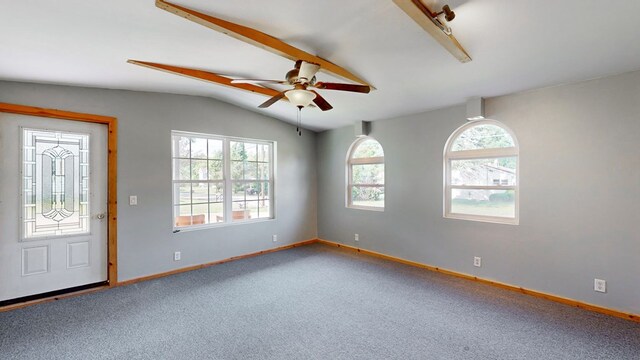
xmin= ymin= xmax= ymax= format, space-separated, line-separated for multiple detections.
xmin=127 ymin=60 xmax=281 ymax=98
xmin=155 ymin=0 xmax=374 ymax=88
xmin=393 ymin=0 xmax=471 ymax=63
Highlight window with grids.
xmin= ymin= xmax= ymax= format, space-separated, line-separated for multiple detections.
xmin=172 ymin=131 xmax=274 ymax=229
xmin=444 ymin=120 xmax=519 ymax=224
xmin=347 ymin=137 xmax=384 ymax=210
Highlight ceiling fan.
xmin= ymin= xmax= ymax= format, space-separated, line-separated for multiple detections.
xmin=232 ymin=60 xmax=371 ymax=111
xmin=128 ymin=1 xmax=374 ymax=117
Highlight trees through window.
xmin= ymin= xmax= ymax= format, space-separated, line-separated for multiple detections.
xmin=172 ymin=131 xmax=274 ymax=229
xmin=347 ymin=137 xmax=384 ymax=210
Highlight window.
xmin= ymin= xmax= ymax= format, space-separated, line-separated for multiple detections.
xmin=347 ymin=137 xmax=384 ymax=210
xmin=172 ymin=131 xmax=274 ymax=229
xmin=444 ymin=120 xmax=518 ymax=224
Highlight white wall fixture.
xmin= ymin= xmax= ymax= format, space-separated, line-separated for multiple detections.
xmin=174 ymin=251 xmax=181 ymax=261
xmin=466 ymin=97 xmax=485 ymax=121
xmin=129 ymin=195 xmax=138 ymax=206
xmin=473 ymin=256 xmax=482 ymax=267
xmin=594 ymin=279 xmax=606 ymax=293
xmin=354 ymin=121 xmax=371 ymax=137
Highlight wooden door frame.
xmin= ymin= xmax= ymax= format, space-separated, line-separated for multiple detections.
xmin=0 ymin=102 xmax=118 ymax=285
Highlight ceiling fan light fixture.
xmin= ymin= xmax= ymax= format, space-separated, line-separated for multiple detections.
xmin=285 ymin=89 xmax=316 ymax=108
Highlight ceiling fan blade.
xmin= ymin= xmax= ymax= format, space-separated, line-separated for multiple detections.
xmin=298 ymin=61 xmax=320 ymax=82
xmin=310 ymin=91 xmax=333 ymax=111
xmin=258 ymin=91 xmax=287 ymax=108
xmin=313 ymin=82 xmax=371 ymax=94
xmin=127 ymin=60 xmax=281 ymax=98
xmin=155 ymin=0 xmax=374 ymax=88
xmin=231 ymin=79 xmax=287 ymax=84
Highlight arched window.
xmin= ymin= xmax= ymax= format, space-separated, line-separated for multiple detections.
xmin=444 ymin=120 xmax=519 ymax=224
xmin=347 ymin=137 xmax=384 ymax=210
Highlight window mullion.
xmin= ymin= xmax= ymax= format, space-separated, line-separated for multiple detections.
xmin=223 ymin=139 xmax=232 ymax=223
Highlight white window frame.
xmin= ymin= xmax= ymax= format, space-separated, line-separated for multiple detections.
xmin=346 ymin=136 xmax=385 ymax=211
xmin=171 ymin=130 xmax=276 ymax=231
xmin=443 ymin=120 xmax=519 ymax=225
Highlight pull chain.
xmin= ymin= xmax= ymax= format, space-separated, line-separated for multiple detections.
xmin=296 ymin=106 xmax=302 ymax=136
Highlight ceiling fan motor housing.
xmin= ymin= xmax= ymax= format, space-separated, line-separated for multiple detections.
xmin=286 ymin=68 xmax=316 ymax=85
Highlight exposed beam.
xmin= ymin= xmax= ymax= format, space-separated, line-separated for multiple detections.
xmin=127 ymin=60 xmax=281 ymax=98
xmin=155 ymin=0 xmax=374 ymax=88
xmin=393 ymin=0 xmax=472 ymax=63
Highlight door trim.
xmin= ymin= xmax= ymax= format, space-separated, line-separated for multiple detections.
xmin=0 ymin=102 xmax=118 ymax=286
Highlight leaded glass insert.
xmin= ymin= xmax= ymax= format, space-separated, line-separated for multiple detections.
xmin=23 ymin=129 xmax=90 ymax=239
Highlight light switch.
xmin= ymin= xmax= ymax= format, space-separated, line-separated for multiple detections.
xmin=129 ymin=195 xmax=138 ymax=206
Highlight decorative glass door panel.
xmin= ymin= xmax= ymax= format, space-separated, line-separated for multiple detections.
xmin=22 ymin=128 xmax=90 ymax=240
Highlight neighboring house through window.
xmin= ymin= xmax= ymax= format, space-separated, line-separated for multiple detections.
xmin=444 ymin=120 xmax=519 ymax=224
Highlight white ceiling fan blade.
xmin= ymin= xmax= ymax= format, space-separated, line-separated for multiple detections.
xmin=298 ymin=61 xmax=320 ymax=82
xmin=231 ymin=79 xmax=287 ymax=84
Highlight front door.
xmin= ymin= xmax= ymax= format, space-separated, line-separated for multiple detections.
xmin=0 ymin=113 xmax=108 ymax=302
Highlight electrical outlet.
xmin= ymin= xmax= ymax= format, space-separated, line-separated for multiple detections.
xmin=594 ymin=279 xmax=606 ymax=293
xmin=354 ymin=234 xmax=359 ymax=242
xmin=129 ymin=195 xmax=138 ymax=206
xmin=473 ymin=256 xmax=482 ymax=267
xmin=272 ymin=234 xmax=277 ymax=242
xmin=174 ymin=251 xmax=181 ymax=261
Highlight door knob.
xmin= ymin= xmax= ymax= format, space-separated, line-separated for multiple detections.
xmin=97 ymin=213 xmax=106 ymax=220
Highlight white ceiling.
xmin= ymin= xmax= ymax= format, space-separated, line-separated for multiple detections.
xmin=2 ymin=0 xmax=640 ymax=131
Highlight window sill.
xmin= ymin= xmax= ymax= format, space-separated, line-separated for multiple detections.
xmin=173 ymin=217 xmax=275 ymax=233
xmin=346 ymin=205 xmax=385 ymax=212
xmin=444 ymin=213 xmax=518 ymax=225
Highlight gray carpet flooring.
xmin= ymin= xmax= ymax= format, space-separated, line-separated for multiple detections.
xmin=1 ymin=244 xmax=639 ymax=360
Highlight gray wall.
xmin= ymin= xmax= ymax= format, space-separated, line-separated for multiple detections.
xmin=317 ymin=71 xmax=640 ymax=314
xmin=0 ymin=81 xmax=317 ymax=282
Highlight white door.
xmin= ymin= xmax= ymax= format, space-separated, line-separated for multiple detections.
xmin=0 ymin=113 xmax=108 ymax=302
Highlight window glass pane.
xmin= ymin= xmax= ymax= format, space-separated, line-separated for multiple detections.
xmin=352 ymin=139 xmax=383 ymax=158
xmin=208 ymin=160 xmax=223 ymax=180
xmin=191 ymin=137 xmax=208 ymax=159
xmin=256 ymin=181 xmax=270 ymax=218
xmin=450 ymin=189 xmax=515 ymax=218
xmin=258 ymin=144 xmax=270 ymax=162
xmin=191 ymin=203 xmax=209 ymax=224
xmin=245 ymin=143 xmax=257 ymax=161
xmin=174 ymin=136 xmax=190 ymax=158
xmin=231 ymin=161 xmax=244 ymax=180
xmin=352 ymin=186 xmax=384 ymax=208
xmin=245 ymin=182 xmax=260 ymax=198
xmin=191 ymin=183 xmax=209 ymax=204
xmin=352 ymin=164 xmax=384 ymax=185
xmin=258 ymin=163 xmax=270 ymax=180
xmin=245 ymin=162 xmax=258 ymax=180
xmin=451 ymin=124 xmax=514 ymax=151
xmin=174 ymin=183 xmax=191 ymax=205
xmin=450 ymin=157 xmax=516 ymax=186
xmin=232 ymin=201 xmax=251 ymax=222
xmin=190 ymin=160 xmax=208 ymax=180
xmin=174 ymin=159 xmax=190 ymax=180
xmin=209 ymin=183 xmax=224 ymax=203
xmin=232 ymin=182 xmax=246 ymax=203
xmin=208 ymin=139 xmax=223 ymax=159
xmin=210 ymin=202 xmax=224 ymax=223
xmin=176 ymin=205 xmax=191 ymax=216
xmin=230 ymin=141 xmax=246 ymax=161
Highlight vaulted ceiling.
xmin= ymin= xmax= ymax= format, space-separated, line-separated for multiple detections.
xmin=2 ymin=0 xmax=640 ymax=131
